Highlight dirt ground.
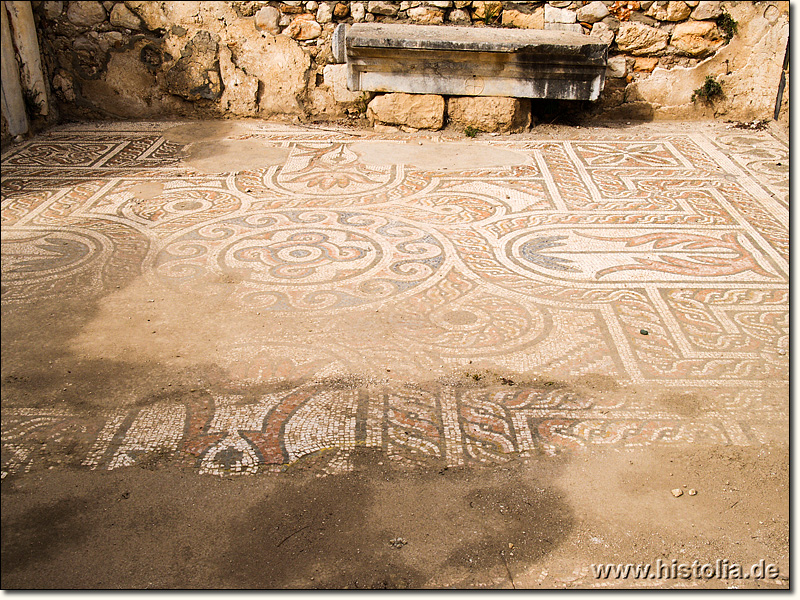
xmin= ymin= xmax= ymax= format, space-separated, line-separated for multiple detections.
xmin=1 ymin=441 xmax=789 ymax=588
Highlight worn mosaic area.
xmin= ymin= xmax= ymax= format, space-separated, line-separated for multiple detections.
xmin=1 ymin=122 xmax=788 ymax=477
xmin=0 ymin=384 xmax=787 ymax=479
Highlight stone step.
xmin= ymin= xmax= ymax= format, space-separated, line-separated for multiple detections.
xmin=334 ymin=23 xmax=609 ymax=101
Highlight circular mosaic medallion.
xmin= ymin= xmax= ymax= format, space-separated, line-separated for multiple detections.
xmin=155 ymin=211 xmax=447 ymax=311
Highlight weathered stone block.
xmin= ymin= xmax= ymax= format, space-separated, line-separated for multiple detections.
xmin=690 ymin=1 xmax=722 ymax=21
xmin=615 ymin=21 xmax=669 ymax=55
xmin=165 ymin=31 xmax=223 ymax=101
xmin=220 ymin=19 xmax=310 ymax=116
xmin=66 ymin=1 xmax=106 ymax=27
xmin=544 ymin=22 xmax=584 ymax=34
xmin=448 ymin=8 xmax=471 ymax=24
xmin=286 ymin=14 xmax=322 ymax=40
xmin=670 ymin=20 xmax=723 ymax=57
xmin=316 ymin=2 xmax=334 ymax=23
xmin=606 ymin=55 xmax=626 ymax=78
xmin=351 ymin=2 xmax=366 ymax=21
xmin=109 ymin=3 xmax=141 ymax=30
xmin=471 ymin=1 xmax=503 ymax=21
xmin=367 ymin=93 xmax=444 ymax=129
xmin=645 ymin=1 xmax=691 ymax=22
xmin=324 ymin=63 xmax=367 ymax=103
xmin=219 ymin=45 xmax=260 ymax=115
xmin=333 ymin=3 xmax=350 ymax=19
xmin=42 ymin=1 xmax=63 ymax=19
xmin=408 ymin=6 xmax=445 ymax=24
xmin=332 ymin=22 xmax=348 ymax=62
xmin=345 ymin=23 xmax=608 ymax=100
xmin=591 ymin=21 xmax=615 ymax=44
xmin=633 ymin=56 xmax=659 ymax=71
xmin=447 ymin=96 xmax=531 ymax=133
xmin=255 ymin=6 xmax=281 ymax=33
xmin=576 ymin=1 xmax=609 ymax=24
xmin=501 ymin=6 xmax=543 ymax=29
xmin=367 ymin=1 xmax=398 ymax=16
xmin=545 ymin=5 xmax=577 ymax=24
xmin=124 ymin=1 xmax=167 ymax=31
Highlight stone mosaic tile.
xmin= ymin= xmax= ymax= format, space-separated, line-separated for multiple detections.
xmin=1 ymin=121 xmax=788 ymax=477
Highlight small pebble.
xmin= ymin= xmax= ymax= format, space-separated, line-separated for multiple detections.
xmin=640 ymin=329 xmax=649 ymax=335
xmin=671 ymin=488 xmax=683 ymax=497
xmin=688 ymin=489 xmax=697 ymax=496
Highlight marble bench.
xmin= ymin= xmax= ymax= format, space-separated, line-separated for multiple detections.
xmin=332 ymin=23 xmax=609 ymax=101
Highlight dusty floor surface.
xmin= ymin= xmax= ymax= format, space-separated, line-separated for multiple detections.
xmin=1 ymin=119 xmax=789 ymax=588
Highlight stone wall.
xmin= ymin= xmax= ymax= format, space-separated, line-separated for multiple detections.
xmin=22 ymin=1 xmax=792 ymax=128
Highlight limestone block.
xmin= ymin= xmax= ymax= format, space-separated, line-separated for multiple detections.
xmin=323 ymin=63 xmax=366 ymax=102
xmin=286 ymin=15 xmax=322 ymax=40
xmin=591 ymin=21 xmax=615 ymax=44
xmin=351 ymin=2 xmax=366 ymax=21
xmin=447 ymin=96 xmax=531 ymax=133
xmin=334 ymin=3 xmax=350 ymax=18
xmin=615 ymin=21 xmax=669 ymax=55
xmin=448 ymin=8 xmax=471 ymax=24
xmin=220 ymin=19 xmax=310 ymax=116
xmin=602 ymin=15 xmax=620 ymax=31
xmin=633 ymin=56 xmax=659 ymax=71
xmin=453 ymin=0 xmax=470 ymax=7
xmin=576 ymin=1 xmax=609 ymax=24
xmin=66 ymin=1 xmax=106 ymax=27
xmin=544 ymin=23 xmax=583 ymax=34
xmin=42 ymin=1 xmax=63 ymax=19
xmin=606 ymin=55 xmax=626 ymax=78
xmin=255 ymin=6 xmax=281 ymax=33
xmin=367 ymin=93 xmax=445 ymax=129
xmin=165 ymin=31 xmax=223 ymax=101
xmin=124 ymin=1 xmax=167 ymax=31
xmin=408 ymin=6 xmax=445 ymax=24
xmin=472 ymin=1 xmax=502 ymax=21
xmin=109 ymin=3 xmax=141 ymax=29
xmin=670 ymin=20 xmax=723 ymax=57
xmin=545 ymin=5 xmax=576 ymax=24
xmin=331 ymin=23 xmax=347 ymax=62
xmin=501 ymin=6 xmax=543 ymax=29
xmin=645 ymin=1 xmax=691 ymax=22
xmin=690 ymin=1 xmax=722 ymax=21
xmin=427 ymin=1 xmax=453 ymax=7
xmin=629 ymin=12 xmax=658 ymax=26
xmin=317 ymin=2 xmax=334 ymax=23
xmin=52 ymin=70 xmax=75 ymax=102
xmin=346 ymin=24 xmax=608 ymax=100
xmin=219 ymin=45 xmax=260 ymax=115
xmin=367 ymin=1 xmax=398 ymax=16
xmin=161 ymin=2 xmax=201 ymax=27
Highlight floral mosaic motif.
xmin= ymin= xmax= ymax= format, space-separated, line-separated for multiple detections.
xmin=572 ymin=142 xmax=682 ymax=167
xmin=518 ymin=235 xmax=580 ymax=272
xmin=585 ymin=231 xmax=779 ymax=280
xmin=154 ymin=210 xmax=446 ymax=310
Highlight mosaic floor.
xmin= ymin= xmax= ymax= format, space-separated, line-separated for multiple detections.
xmin=1 ymin=121 xmax=789 ymax=478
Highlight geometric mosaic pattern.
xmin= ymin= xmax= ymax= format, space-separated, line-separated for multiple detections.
xmin=1 ymin=121 xmax=788 ymax=477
